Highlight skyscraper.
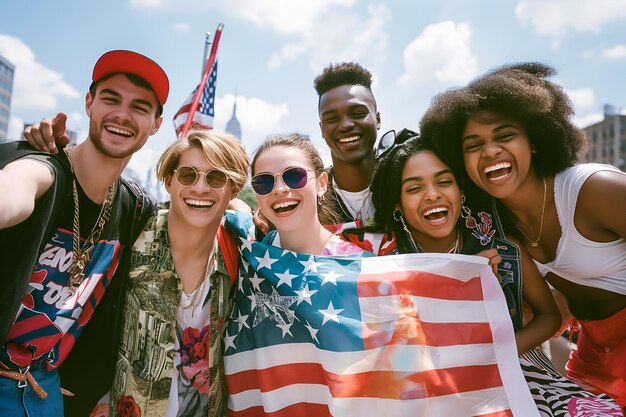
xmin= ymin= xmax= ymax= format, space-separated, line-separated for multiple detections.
xmin=225 ymin=98 xmax=242 ymax=141
xmin=583 ymin=104 xmax=626 ymax=171
xmin=0 ymin=54 xmax=15 ymax=143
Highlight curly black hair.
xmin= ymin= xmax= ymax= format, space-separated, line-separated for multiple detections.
xmin=313 ymin=62 xmax=373 ymax=97
xmin=420 ymin=62 xmax=588 ymax=179
xmin=371 ymin=134 xmax=465 ymax=254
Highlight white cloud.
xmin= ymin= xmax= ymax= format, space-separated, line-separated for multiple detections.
xmin=515 ymin=0 xmax=626 ymax=37
xmin=215 ymin=94 xmax=289 ymax=151
xmin=602 ymin=44 xmax=626 ymax=60
xmin=566 ymin=88 xmax=595 ymax=111
xmin=573 ymin=112 xmax=603 ymax=128
xmin=397 ymin=21 xmax=478 ymax=88
xmin=269 ymin=3 xmax=391 ymax=71
xmin=8 ymin=115 xmax=23 ymax=140
xmin=172 ymin=22 xmax=190 ymax=32
xmin=0 ymin=34 xmax=79 ymax=109
xmin=129 ymin=0 xmax=163 ymax=8
xmin=212 ymin=0 xmax=356 ymax=35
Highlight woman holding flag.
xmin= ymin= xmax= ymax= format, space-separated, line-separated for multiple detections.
xmin=370 ymin=132 xmax=621 ymax=416
xmin=421 ymin=62 xmax=626 ymax=411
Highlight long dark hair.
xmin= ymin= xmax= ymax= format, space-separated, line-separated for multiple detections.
xmin=371 ymin=134 xmax=463 ymax=254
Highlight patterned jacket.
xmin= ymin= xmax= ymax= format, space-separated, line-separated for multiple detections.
xmin=108 ymin=210 xmax=235 ymax=417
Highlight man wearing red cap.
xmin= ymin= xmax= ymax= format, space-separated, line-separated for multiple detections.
xmin=0 ymin=50 xmax=168 ymax=417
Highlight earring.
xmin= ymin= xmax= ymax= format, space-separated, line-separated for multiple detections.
xmin=318 ymin=193 xmax=326 ymax=205
xmin=393 ymin=208 xmax=420 ymax=252
xmin=460 ymin=195 xmax=477 ymax=229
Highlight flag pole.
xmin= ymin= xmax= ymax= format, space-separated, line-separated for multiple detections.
xmin=202 ymin=32 xmax=211 ymax=74
xmin=180 ymin=23 xmax=224 ymax=138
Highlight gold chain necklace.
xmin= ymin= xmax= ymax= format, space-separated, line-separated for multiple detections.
xmin=513 ymin=177 xmax=547 ymax=248
xmin=64 ymin=148 xmax=117 ymax=289
xmin=415 ymin=229 xmax=463 ymax=254
xmin=333 ymin=178 xmax=371 ymax=221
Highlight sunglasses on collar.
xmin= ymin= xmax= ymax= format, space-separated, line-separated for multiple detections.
xmin=376 ymin=128 xmax=420 ymax=159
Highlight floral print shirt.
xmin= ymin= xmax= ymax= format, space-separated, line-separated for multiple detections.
xmin=105 ymin=210 xmax=234 ymax=417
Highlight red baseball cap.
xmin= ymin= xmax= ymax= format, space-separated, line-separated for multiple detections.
xmin=92 ymin=50 xmax=169 ymax=105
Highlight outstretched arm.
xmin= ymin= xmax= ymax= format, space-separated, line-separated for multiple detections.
xmin=509 ymin=236 xmax=561 ymax=354
xmin=0 ymin=158 xmax=54 ymax=229
xmin=23 ymin=112 xmax=70 ymax=154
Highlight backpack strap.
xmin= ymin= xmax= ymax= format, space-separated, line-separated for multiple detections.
xmin=121 ymin=178 xmax=156 ymax=242
xmin=217 ymin=225 xmax=239 ymax=285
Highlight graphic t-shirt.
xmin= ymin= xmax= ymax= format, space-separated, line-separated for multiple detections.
xmin=1 ymin=179 xmax=125 ymax=371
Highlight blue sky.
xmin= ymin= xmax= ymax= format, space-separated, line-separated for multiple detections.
xmin=2 ymin=0 xmax=626 ymax=189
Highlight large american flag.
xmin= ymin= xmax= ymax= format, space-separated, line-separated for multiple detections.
xmin=223 ymin=211 xmax=539 ymax=417
xmin=173 ymin=60 xmax=218 ymax=135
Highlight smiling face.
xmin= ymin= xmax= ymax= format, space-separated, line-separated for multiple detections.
xmin=86 ymin=74 xmax=162 ymax=160
xmin=253 ymin=146 xmax=327 ymax=234
xmin=318 ymin=84 xmax=380 ymax=165
xmin=461 ymin=111 xmax=534 ymax=200
xmin=165 ymin=146 xmax=233 ymax=229
xmin=399 ymin=150 xmax=461 ymax=246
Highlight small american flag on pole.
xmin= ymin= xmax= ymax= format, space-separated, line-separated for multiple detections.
xmin=173 ymin=23 xmax=223 ymax=138
xmin=223 ymin=211 xmax=540 ymax=417
xmin=173 ymin=60 xmax=218 ymax=135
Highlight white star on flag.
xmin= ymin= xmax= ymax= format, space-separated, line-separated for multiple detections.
xmin=300 ymin=256 xmax=322 ymax=273
xmin=294 ymin=283 xmax=318 ymax=305
xmin=249 ymin=273 xmax=264 ymax=292
xmin=320 ymin=270 xmax=343 ymax=286
xmin=275 ymin=269 xmax=298 ymax=287
xmin=319 ymin=301 xmax=344 ymax=325
xmin=257 ymin=250 xmax=279 ymax=270
xmin=236 ymin=311 xmax=250 ymax=330
xmin=239 ymin=236 xmax=253 ymax=253
xmin=247 ymin=292 xmax=257 ymax=311
xmin=224 ymin=329 xmax=236 ymax=352
xmin=304 ymin=320 xmax=319 ymax=343
xmin=277 ymin=322 xmax=294 ymax=338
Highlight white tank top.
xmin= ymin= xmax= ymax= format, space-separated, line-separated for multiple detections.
xmin=534 ymin=163 xmax=626 ymax=295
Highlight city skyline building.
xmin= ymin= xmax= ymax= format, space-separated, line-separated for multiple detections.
xmin=225 ymin=97 xmax=242 ymax=141
xmin=583 ymin=104 xmax=626 ymax=171
xmin=0 ymin=54 xmax=15 ymax=143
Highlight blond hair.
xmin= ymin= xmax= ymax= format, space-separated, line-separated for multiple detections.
xmin=157 ymin=129 xmax=249 ymax=194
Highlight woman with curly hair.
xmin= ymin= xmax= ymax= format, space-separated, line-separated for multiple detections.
xmin=422 ymin=62 xmax=626 ymax=410
xmin=371 ymin=132 xmax=624 ymax=416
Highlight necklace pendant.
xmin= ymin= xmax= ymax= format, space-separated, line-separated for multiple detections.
xmin=68 ymin=270 xmax=84 ymax=288
xmin=530 ymin=242 xmax=539 ymax=247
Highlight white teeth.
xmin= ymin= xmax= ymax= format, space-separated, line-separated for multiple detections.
xmin=106 ymin=126 xmax=133 ymax=136
xmin=338 ymin=135 xmax=359 ymax=143
xmin=484 ymin=161 xmax=511 ymax=174
xmin=106 ymin=126 xmax=133 ymax=137
xmin=185 ymin=199 xmax=214 ymax=207
xmin=490 ymin=172 xmax=509 ymax=181
xmin=272 ymin=200 xmax=298 ymax=210
xmin=423 ymin=206 xmax=447 ymax=217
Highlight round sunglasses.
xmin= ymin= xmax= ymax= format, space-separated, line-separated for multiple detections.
xmin=173 ymin=166 xmax=228 ymax=189
xmin=251 ymin=166 xmax=315 ymax=196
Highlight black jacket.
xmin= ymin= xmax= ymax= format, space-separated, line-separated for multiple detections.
xmin=0 ymin=141 xmax=155 ymax=416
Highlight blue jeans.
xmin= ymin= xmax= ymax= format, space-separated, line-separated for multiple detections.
xmin=0 ymin=366 xmax=63 ymax=417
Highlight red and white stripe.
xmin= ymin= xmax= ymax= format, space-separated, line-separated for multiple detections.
xmin=225 ymin=254 xmax=540 ymax=417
